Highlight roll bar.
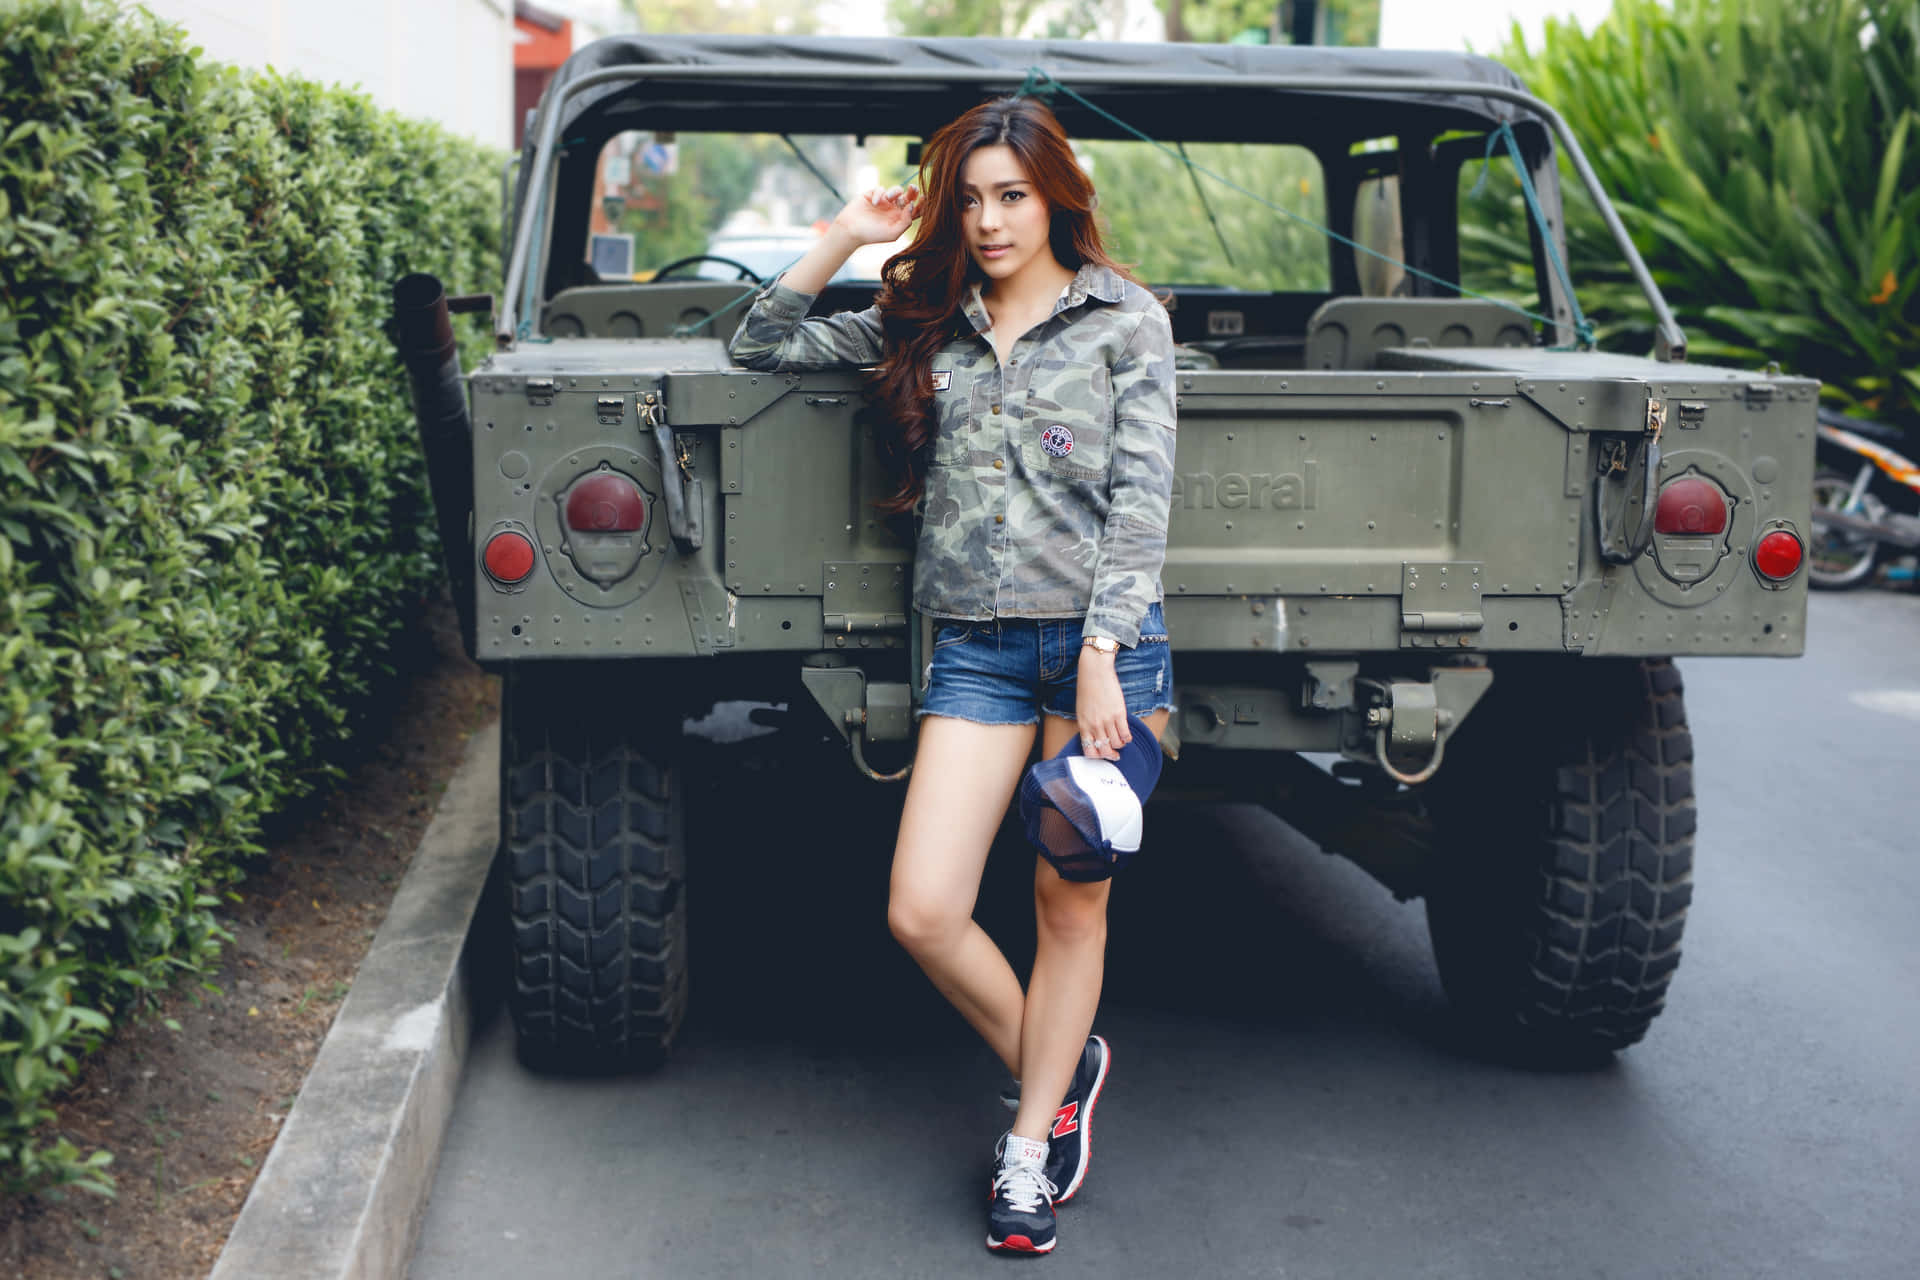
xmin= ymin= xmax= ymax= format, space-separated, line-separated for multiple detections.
xmin=500 ymin=64 xmax=1686 ymax=363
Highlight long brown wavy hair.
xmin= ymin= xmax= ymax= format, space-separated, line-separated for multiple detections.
xmin=866 ymin=96 xmax=1139 ymax=513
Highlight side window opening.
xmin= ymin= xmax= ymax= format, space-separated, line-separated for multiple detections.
xmin=1455 ymin=144 xmax=1537 ymax=310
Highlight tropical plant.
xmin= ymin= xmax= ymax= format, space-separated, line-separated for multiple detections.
xmin=1473 ymin=0 xmax=1920 ymax=431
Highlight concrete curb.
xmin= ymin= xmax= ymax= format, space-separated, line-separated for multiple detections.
xmin=211 ymin=721 xmax=500 ymax=1280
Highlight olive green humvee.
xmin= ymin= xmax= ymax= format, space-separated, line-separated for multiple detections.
xmin=392 ymin=35 xmax=1812 ymax=1070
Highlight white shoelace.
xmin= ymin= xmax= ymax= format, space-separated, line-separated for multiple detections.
xmin=993 ymin=1158 xmax=1057 ymax=1214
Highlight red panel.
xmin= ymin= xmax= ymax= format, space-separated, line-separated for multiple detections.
xmin=514 ymin=17 xmax=572 ymax=70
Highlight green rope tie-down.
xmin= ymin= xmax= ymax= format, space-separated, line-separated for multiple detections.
xmin=662 ymin=68 xmax=1592 ymax=348
xmin=1470 ymin=122 xmax=1594 ymax=349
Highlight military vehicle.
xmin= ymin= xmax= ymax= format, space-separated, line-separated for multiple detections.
xmin=391 ymin=35 xmax=1813 ymax=1069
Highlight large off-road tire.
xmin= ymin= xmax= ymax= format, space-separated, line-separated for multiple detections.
xmin=1424 ymin=658 xmax=1695 ymax=1063
xmin=498 ymin=670 xmax=688 ymax=1070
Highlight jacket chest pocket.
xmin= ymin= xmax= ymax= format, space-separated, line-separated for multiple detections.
xmin=928 ymin=357 xmax=981 ymax=465
xmin=1019 ymin=360 xmax=1111 ymax=481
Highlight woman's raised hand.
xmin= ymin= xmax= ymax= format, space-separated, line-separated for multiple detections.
xmin=834 ymin=184 xmax=921 ymax=246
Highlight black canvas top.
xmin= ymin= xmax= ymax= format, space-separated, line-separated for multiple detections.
xmin=508 ymin=34 xmax=1552 ymax=296
xmin=527 ymin=33 xmax=1544 ymax=148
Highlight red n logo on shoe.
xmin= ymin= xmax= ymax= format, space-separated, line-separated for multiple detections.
xmin=1051 ymin=1102 xmax=1079 ymax=1139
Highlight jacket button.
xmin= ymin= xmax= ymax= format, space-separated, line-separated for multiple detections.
xmin=995 ymin=514 xmax=1005 ymax=524
xmin=991 ymin=403 xmax=1002 ymax=414
xmin=993 ymin=459 xmax=1004 ymax=470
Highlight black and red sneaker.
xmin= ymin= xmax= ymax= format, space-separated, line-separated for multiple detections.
xmin=1043 ymin=1034 xmax=1109 ymax=1205
xmin=986 ymin=1134 xmax=1057 ymax=1255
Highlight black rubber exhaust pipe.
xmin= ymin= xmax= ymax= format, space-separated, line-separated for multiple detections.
xmin=392 ymin=273 xmax=477 ymax=659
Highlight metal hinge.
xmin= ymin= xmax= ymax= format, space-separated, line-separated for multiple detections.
xmin=1400 ymin=562 xmax=1485 ymax=648
xmin=524 ymin=377 xmax=555 ymax=407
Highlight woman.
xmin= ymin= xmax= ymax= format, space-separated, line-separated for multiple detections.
xmin=729 ymin=96 xmax=1176 ymax=1256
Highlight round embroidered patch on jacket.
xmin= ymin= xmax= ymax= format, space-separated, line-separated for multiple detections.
xmin=1040 ymin=424 xmax=1075 ymax=458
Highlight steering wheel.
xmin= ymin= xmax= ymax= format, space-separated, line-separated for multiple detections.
xmin=651 ymin=255 xmax=763 ymax=284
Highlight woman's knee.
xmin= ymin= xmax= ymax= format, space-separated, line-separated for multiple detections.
xmin=1032 ymin=874 xmax=1109 ymax=944
xmin=887 ymin=891 xmax=968 ymax=955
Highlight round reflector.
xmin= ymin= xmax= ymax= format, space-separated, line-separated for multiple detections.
xmin=564 ymin=473 xmax=647 ymax=533
xmin=483 ymin=530 xmax=536 ymax=583
xmin=1654 ymin=476 xmax=1728 ymax=535
xmin=1753 ymin=530 xmax=1803 ymax=580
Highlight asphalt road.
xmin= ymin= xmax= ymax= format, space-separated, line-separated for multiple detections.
xmin=410 ymin=589 xmax=1920 ymax=1279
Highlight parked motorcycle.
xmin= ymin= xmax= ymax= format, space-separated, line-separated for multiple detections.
xmin=1809 ymin=407 xmax=1920 ymax=589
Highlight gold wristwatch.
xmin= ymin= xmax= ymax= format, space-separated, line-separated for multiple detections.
xmin=1081 ymin=635 xmax=1120 ymax=655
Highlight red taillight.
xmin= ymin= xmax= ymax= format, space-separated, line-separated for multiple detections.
xmin=483 ymin=530 xmax=535 ymax=583
xmin=1654 ymin=476 xmax=1728 ymax=535
xmin=1754 ymin=530 xmax=1803 ymax=580
xmin=563 ymin=473 xmax=647 ymax=532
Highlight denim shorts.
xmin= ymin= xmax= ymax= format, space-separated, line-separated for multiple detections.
xmin=919 ymin=603 xmax=1175 ymax=727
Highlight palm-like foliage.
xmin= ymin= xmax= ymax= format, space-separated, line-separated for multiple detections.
xmin=1469 ymin=0 xmax=1920 ymax=431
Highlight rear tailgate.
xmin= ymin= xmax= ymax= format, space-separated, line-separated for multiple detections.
xmin=1164 ymin=362 xmax=1812 ymax=658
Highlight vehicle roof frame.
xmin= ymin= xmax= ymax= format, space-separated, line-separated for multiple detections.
xmin=500 ymin=59 xmax=1685 ymax=362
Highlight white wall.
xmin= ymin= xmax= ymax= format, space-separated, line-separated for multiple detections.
xmin=1379 ymin=0 xmax=1617 ymax=54
xmin=134 ymin=0 xmax=515 ymax=148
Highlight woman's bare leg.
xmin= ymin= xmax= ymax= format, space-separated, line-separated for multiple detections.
xmin=887 ymin=714 xmax=1037 ymax=1075
xmin=1010 ymin=709 xmax=1169 ymax=1144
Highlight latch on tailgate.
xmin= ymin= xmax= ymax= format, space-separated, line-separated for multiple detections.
xmin=641 ymin=391 xmax=703 ymax=552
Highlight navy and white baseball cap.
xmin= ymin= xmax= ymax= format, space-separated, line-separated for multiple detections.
xmin=1018 ymin=715 xmax=1164 ymax=882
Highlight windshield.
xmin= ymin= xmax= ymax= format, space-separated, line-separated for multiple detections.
xmin=587 ymin=130 xmax=1331 ymax=292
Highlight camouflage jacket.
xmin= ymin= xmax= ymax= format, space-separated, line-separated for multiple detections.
xmin=728 ymin=262 xmax=1177 ymax=648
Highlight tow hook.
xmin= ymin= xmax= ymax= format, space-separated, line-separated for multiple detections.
xmin=799 ymin=662 xmax=916 ymax=783
xmin=1357 ymin=668 xmax=1494 ymax=785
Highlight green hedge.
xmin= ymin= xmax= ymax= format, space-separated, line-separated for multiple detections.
xmin=0 ymin=0 xmax=498 ymax=1196
xmin=1466 ymin=0 xmax=1919 ymax=430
